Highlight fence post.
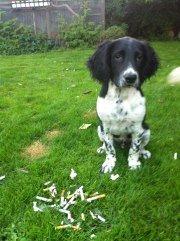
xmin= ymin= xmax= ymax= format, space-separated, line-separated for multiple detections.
xmin=102 ymin=0 xmax=105 ymax=28
xmin=46 ymin=9 xmax=51 ymax=38
xmin=32 ymin=10 xmax=37 ymax=35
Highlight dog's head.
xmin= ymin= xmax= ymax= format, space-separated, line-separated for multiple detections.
xmin=87 ymin=37 xmax=159 ymax=88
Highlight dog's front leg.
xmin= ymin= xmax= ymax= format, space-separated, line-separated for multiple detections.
xmin=128 ymin=132 xmax=143 ymax=169
xmin=101 ymin=130 xmax=116 ymax=173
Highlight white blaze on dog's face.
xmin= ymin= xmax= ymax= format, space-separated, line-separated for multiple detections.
xmin=110 ymin=38 xmax=147 ymax=88
xmin=120 ymin=66 xmax=139 ymax=88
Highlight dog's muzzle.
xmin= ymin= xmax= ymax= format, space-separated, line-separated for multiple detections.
xmin=123 ymin=72 xmax=138 ymax=85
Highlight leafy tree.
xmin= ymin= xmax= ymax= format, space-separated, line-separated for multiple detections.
xmin=106 ymin=0 xmax=180 ymax=39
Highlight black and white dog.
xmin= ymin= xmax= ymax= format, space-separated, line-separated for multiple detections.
xmin=87 ymin=37 xmax=159 ymax=173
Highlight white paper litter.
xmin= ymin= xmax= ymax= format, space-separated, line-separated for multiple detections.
xmin=79 ymin=123 xmax=92 ymax=130
xmin=33 ymin=181 xmax=106 ymax=231
xmin=70 ymin=168 xmax=77 ymax=180
xmin=43 ymin=183 xmax=57 ymax=198
xmin=97 ymin=214 xmax=106 ymax=223
xmin=89 ymin=211 xmax=106 ymax=223
xmin=174 ymin=152 xmax=178 ymax=160
xmin=60 ymin=196 xmax=67 ymax=207
xmin=49 ymin=183 xmax=57 ymax=198
xmin=59 ymin=209 xmax=74 ymax=223
xmin=36 ymin=196 xmax=52 ymax=203
xmin=90 ymin=234 xmax=96 ymax=239
xmin=89 ymin=211 xmax=96 ymax=219
xmin=0 ymin=175 xmax=5 ymax=181
xmin=63 ymin=189 xmax=79 ymax=210
xmin=110 ymin=174 xmax=120 ymax=181
xmin=44 ymin=181 xmax=52 ymax=186
xmin=33 ymin=202 xmax=43 ymax=212
xmin=86 ymin=194 xmax=105 ymax=203
xmin=77 ymin=186 xmax=85 ymax=201
xmin=81 ymin=213 xmax=85 ymax=221
xmin=90 ymin=192 xmax=99 ymax=197
xmin=55 ymin=224 xmax=81 ymax=230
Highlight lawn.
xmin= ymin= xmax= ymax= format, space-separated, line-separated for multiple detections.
xmin=0 ymin=42 xmax=179 ymax=241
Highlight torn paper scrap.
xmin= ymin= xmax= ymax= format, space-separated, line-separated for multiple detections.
xmin=67 ymin=191 xmax=73 ymax=199
xmin=55 ymin=224 xmax=71 ymax=230
xmin=81 ymin=213 xmax=85 ymax=221
xmin=36 ymin=196 xmax=52 ymax=203
xmin=97 ymin=214 xmax=106 ymax=223
xmin=86 ymin=194 xmax=105 ymax=203
xmin=110 ymin=174 xmax=120 ymax=181
xmin=59 ymin=209 xmax=74 ymax=223
xmin=79 ymin=123 xmax=92 ymax=130
xmin=33 ymin=202 xmax=43 ymax=212
xmin=63 ymin=190 xmax=79 ymax=210
xmin=174 ymin=153 xmax=177 ymax=160
xmin=43 ymin=183 xmax=57 ymax=198
xmin=90 ymin=234 xmax=96 ymax=239
xmin=60 ymin=196 xmax=67 ymax=208
xmin=55 ymin=224 xmax=81 ymax=231
xmin=49 ymin=183 xmax=57 ymax=198
xmin=70 ymin=168 xmax=77 ymax=180
xmin=90 ymin=192 xmax=99 ymax=197
xmin=77 ymin=186 xmax=85 ymax=201
xmin=0 ymin=175 xmax=5 ymax=181
xmin=44 ymin=181 xmax=52 ymax=186
xmin=72 ymin=224 xmax=81 ymax=230
xmin=89 ymin=211 xmax=106 ymax=223
xmin=89 ymin=211 xmax=96 ymax=219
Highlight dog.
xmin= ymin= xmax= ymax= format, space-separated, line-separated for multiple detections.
xmin=87 ymin=37 xmax=159 ymax=173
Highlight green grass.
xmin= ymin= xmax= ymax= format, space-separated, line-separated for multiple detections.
xmin=0 ymin=42 xmax=179 ymax=241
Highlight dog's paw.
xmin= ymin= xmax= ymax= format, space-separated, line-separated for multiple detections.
xmin=140 ymin=149 xmax=151 ymax=159
xmin=128 ymin=156 xmax=141 ymax=170
xmin=97 ymin=146 xmax=106 ymax=154
xmin=101 ymin=156 xmax=116 ymax=173
xmin=129 ymin=161 xmax=141 ymax=170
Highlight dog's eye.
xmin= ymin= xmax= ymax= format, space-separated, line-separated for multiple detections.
xmin=115 ymin=54 xmax=123 ymax=61
xmin=136 ymin=55 xmax=143 ymax=62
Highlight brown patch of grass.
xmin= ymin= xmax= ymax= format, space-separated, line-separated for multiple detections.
xmin=45 ymin=129 xmax=61 ymax=140
xmin=23 ymin=141 xmax=48 ymax=160
xmin=84 ymin=109 xmax=97 ymax=119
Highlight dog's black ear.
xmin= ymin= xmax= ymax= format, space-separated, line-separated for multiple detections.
xmin=141 ymin=41 xmax=159 ymax=81
xmin=87 ymin=41 xmax=111 ymax=83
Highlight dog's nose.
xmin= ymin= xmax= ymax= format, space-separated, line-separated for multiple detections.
xmin=124 ymin=73 xmax=137 ymax=84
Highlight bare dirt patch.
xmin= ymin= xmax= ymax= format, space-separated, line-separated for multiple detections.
xmin=23 ymin=141 xmax=48 ymax=160
xmin=84 ymin=109 xmax=97 ymax=119
xmin=45 ymin=129 xmax=61 ymax=140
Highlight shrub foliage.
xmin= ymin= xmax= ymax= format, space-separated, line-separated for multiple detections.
xmin=0 ymin=19 xmax=57 ymax=55
xmin=106 ymin=0 xmax=180 ymax=39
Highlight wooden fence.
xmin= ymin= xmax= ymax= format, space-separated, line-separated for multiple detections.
xmin=0 ymin=0 xmax=105 ymax=38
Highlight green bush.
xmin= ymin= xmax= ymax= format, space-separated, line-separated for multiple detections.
xmin=60 ymin=16 xmax=102 ymax=48
xmin=0 ymin=19 xmax=58 ymax=55
xmin=100 ymin=25 xmax=127 ymax=42
xmin=59 ymin=0 xmax=102 ymax=47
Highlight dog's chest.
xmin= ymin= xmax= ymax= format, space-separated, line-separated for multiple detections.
xmin=97 ymin=85 xmax=146 ymax=135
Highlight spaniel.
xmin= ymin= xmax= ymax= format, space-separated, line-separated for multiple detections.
xmin=87 ymin=37 xmax=159 ymax=173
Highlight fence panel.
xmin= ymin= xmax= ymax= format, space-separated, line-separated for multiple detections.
xmin=0 ymin=0 xmax=105 ymax=38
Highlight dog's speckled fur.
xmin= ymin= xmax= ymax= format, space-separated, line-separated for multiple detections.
xmin=87 ymin=37 xmax=159 ymax=173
